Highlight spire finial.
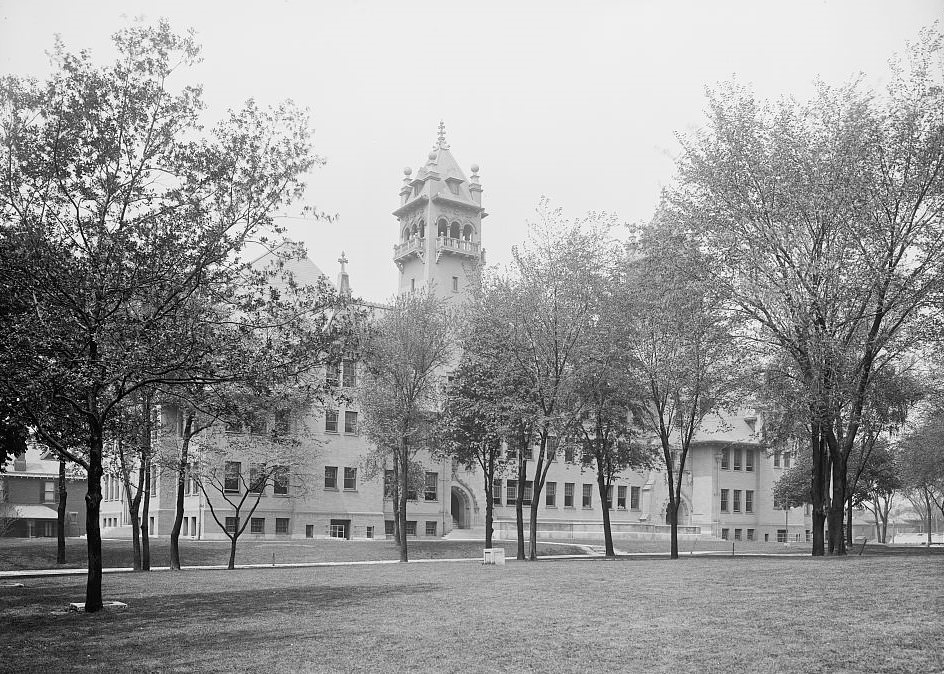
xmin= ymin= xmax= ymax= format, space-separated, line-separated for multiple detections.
xmin=436 ymin=120 xmax=449 ymax=149
xmin=338 ymin=251 xmax=348 ymax=273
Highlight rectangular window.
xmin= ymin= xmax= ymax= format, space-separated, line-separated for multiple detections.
xmin=630 ymin=486 xmax=641 ymax=510
xmin=747 ymin=528 xmax=755 ymax=541
xmin=745 ymin=490 xmax=754 ymax=513
xmin=225 ymin=517 xmax=238 ymax=534
xmin=545 ymin=482 xmax=557 ymax=507
xmin=224 ymin=462 xmax=241 ymax=493
xmin=43 ymin=481 xmax=56 ymax=503
xmin=273 ymin=466 xmax=289 ymax=496
xmin=384 ymin=470 xmax=395 ymax=498
xmin=564 ymin=446 xmax=575 ymax=463
xmin=274 ymin=409 xmax=291 ymax=435
xmin=721 ymin=528 xmax=729 ymax=540
xmin=564 ymin=482 xmax=575 ymax=508
xmin=606 ymin=485 xmax=613 ymax=510
xmin=522 ymin=480 xmax=533 ymax=506
xmin=783 ymin=451 xmax=791 ymax=468
xmin=249 ymin=463 xmax=265 ymax=494
xmin=325 ymin=409 xmax=338 ymax=433
xmin=733 ymin=448 xmax=742 ymax=471
xmin=721 ymin=488 xmax=729 ymax=513
xmin=774 ymin=451 xmax=781 ymax=468
xmin=276 ymin=518 xmax=290 ymax=535
xmin=250 ymin=517 xmax=265 ymax=534
xmin=451 ymin=276 xmax=459 ymax=293
xmin=506 ymin=479 xmax=518 ymax=504
xmin=248 ymin=415 xmax=266 ymax=435
xmin=745 ymin=449 xmax=754 ymax=472
xmin=582 ymin=484 xmax=592 ymax=509
xmin=547 ymin=436 xmax=559 ymax=461
xmin=734 ymin=528 xmax=742 ymax=541
xmin=149 ymin=466 xmax=157 ymax=497
xmin=385 ymin=520 xmax=395 ymax=536
xmin=405 ymin=521 xmax=417 ymax=536
xmin=329 ymin=523 xmax=346 ymax=538
xmin=617 ymin=485 xmax=627 ymax=510
xmin=733 ymin=489 xmax=742 ymax=513
xmin=777 ymin=529 xmax=787 ymax=543
xmin=524 ymin=445 xmax=533 ymax=461
xmin=344 ymin=467 xmax=357 ymax=490
xmin=425 ymin=521 xmax=437 ymax=536
xmin=424 ymin=472 xmax=438 ymax=501
xmin=326 ymin=362 xmax=340 ymax=386
xmin=366 ymin=526 xmax=374 ymax=539
xmin=492 ymin=479 xmax=502 ymax=506
xmin=721 ymin=448 xmax=729 ymax=470
xmin=342 ymin=359 xmax=356 ymax=388
xmin=324 ymin=466 xmax=338 ymax=489
xmin=344 ymin=411 xmax=358 ymax=434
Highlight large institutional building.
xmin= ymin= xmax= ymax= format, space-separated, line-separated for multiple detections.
xmin=89 ymin=129 xmax=812 ymax=546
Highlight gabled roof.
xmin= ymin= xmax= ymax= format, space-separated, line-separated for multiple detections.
xmin=250 ymin=242 xmax=332 ymax=289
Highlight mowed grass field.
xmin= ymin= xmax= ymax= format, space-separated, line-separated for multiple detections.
xmin=1 ymin=556 xmax=942 ymax=673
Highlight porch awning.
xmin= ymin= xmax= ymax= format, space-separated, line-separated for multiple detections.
xmin=8 ymin=505 xmax=59 ymax=519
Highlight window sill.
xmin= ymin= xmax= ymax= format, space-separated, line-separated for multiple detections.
xmin=325 ymin=429 xmax=339 ymax=434
xmin=324 ymin=487 xmax=339 ymax=491
xmin=343 ymin=488 xmax=358 ymax=492
xmin=545 ymin=505 xmax=557 ymax=509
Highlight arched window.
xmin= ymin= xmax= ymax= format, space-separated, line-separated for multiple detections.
xmin=449 ymin=221 xmax=460 ymax=239
xmin=462 ymin=224 xmax=474 ymax=242
xmin=411 ymin=223 xmax=418 ymax=238
xmin=418 ymin=219 xmax=425 ymax=238
xmin=437 ymin=219 xmax=448 ymax=238
xmin=402 ymin=227 xmax=410 ymax=243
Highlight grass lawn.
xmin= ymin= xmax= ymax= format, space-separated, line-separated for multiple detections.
xmin=1 ymin=556 xmax=942 ymax=673
xmin=0 ymin=537 xmax=586 ymax=572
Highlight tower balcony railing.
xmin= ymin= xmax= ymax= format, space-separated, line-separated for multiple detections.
xmin=436 ymin=236 xmax=480 ymax=259
xmin=394 ymin=236 xmax=424 ymax=262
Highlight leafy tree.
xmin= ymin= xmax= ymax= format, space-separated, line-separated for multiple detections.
xmin=439 ymin=332 xmax=512 ymax=549
xmin=623 ymin=221 xmax=744 ymax=559
xmin=854 ymin=441 xmax=902 ymax=543
xmin=477 ymin=202 xmax=612 ymax=560
xmin=665 ymin=30 xmax=944 ymax=555
xmin=0 ymin=22 xmax=318 ymax=610
xmin=898 ymin=414 xmax=944 ymax=547
xmin=361 ymin=288 xmax=453 ymax=562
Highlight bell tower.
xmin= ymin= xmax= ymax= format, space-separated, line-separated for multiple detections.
xmin=392 ymin=123 xmax=486 ymax=298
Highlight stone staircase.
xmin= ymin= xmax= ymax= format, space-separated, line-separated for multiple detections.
xmin=442 ymin=526 xmax=486 ymax=541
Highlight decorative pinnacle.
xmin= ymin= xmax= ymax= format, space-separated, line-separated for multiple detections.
xmin=436 ymin=120 xmax=449 ymax=149
xmin=338 ymin=251 xmax=349 ymax=273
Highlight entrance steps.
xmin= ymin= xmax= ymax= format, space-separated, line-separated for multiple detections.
xmin=443 ymin=526 xmax=486 ymax=541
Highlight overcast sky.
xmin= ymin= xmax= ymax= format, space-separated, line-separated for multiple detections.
xmin=1 ymin=1 xmax=941 ymax=302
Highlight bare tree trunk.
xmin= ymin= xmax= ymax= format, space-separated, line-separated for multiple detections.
xmin=228 ymin=532 xmax=238 ymax=570
xmin=515 ymin=453 xmax=526 ymax=560
xmin=392 ymin=451 xmax=401 ymax=545
xmin=846 ymin=495 xmax=854 ymax=548
xmin=139 ymin=391 xmax=152 ymax=571
xmin=596 ymin=466 xmax=615 ymax=557
xmin=483 ymin=459 xmax=494 ymax=549
xmin=56 ymin=458 xmax=67 ymax=564
xmin=828 ymin=454 xmax=847 ymax=555
xmin=84 ymin=421 xmax=105 ymax=613
xmin=398 ymin=437 xmax=409 ymax=563
xmin=811 ymin=421 xmax=827 ymax=556
xmin=925 ymin=489 xmax=933 ymax=549
xmin=141 ymin=454 xmax=151 ymax=571
xmin=170 ymin=415 xmax=193 ymax=571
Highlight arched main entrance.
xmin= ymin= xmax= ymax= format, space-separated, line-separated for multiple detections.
xmin=664 ymin=500 xmax=691 ymax=526
xmin=451 ymin=486 xmax=471 ymax=529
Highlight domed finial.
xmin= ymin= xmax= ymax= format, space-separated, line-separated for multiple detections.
xmin=427 ymin=150 xmax=437 ymax=161
xmin=403 ymin=166 xmax=412 ymax=176
xmin=436 ymin=120 xmax=449 ymax=150
xmin=470 ymin=164 xmax=479 ymax=174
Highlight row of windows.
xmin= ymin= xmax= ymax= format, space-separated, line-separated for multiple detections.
xmin=383 ymin=471 xmax=439 ymax=501
xmin=223 ymin=410 xmax=292 ymax=436
xmin=325 ymin=359 xmax=357 ymax=388
xmin=225 ymin=516 xmax=291 ymax=535
xmin=401 ymin=218 xmax=475 ymax=242
xmin=383 ymin=520 xmax=439 ymax=536
xmin=721 ymin=528 xmax=794 ymax=543
xmin=325 ymin=409 xmax=358 ymax=434
xmin=324 ymin=466 xmax=358 ymax=491
xmin=223 ymin=462 xmax=289 ymax=496
xmin=721 ymin=448 xmax=791 ymax=470
xmin=490 ymin=480 xmax=642 ymax=510
xmin=720 ymin=488 xmax=754 ymax=513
